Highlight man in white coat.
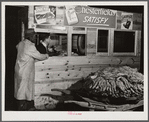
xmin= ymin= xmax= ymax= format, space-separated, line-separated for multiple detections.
xmin=14 ymin=29 xmax=49 ymax=110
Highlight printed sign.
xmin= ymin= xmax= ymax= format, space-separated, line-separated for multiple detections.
xmin=64 ymin=6 xmax=117 ymax=28
xmin=34 ymin=5 xmax=56 ymax=24
xmin=121 ymin=12 xmax=133 ymax=30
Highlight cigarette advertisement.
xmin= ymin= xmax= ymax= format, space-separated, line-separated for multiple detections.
xmin=65 ymin=6 xmax=79 ymax=25
xmin=64 ymin=6 xmax=117 ymax=28
xmin=34 ymin=5 xmax=56 ymax=24
xmin=121 ymin=12 xmax=133 ymax=30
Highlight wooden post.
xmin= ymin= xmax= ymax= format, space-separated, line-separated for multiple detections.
xmin=135 ymin=31 xmax=141 ymax=56
xmin=109 ymin=29 xmax=114 ymax=56
xmin=138 ymin=31 xmax=142 ymax=56
xmin=59 ymin=35 xmax=62 ymax=45
xmin=86 ymin=28 xmax=97 ymax=56
xmin=67 ymin=26 xmax=72 ymax=56
xmin=21 ymin=22 xmax=25 ymax=41
xmin=28 ymin=6 xmax=34 ymax=29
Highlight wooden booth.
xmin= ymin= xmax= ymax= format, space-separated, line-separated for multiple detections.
xmin=23 ymin=5 xmax=142 ymax=109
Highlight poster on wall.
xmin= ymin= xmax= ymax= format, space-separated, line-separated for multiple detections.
xmin=64 ymin=6 xmax=117 ymax=28
xmin=121 ymin=12 xmax=133 ymax=30
xmin=34 ymin=5 xmax=56 ymax=24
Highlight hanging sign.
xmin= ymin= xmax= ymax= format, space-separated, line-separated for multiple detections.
xmin=121 ymin=12 xmax=133 ymax=30
xmin=64 ymin=6 xmax=117 ymax=28
xmin=34 ymin=5 xmax=56 ymax=24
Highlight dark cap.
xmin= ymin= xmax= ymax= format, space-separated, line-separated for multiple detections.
xmin=25 ymin=29 xmax=35 ymax=38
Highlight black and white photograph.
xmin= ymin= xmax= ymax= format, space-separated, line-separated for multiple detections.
xmin=1 ymin=1 xmax=148 ymax=121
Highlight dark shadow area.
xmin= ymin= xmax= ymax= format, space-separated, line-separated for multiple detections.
xmin=5 ymin=6 xmax=23 ymax=111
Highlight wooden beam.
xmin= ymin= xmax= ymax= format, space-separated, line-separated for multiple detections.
xmin=67 ymin=26 xmax=72 ymax=56
xmin=135 ymin=31 xmax=138 ymax=56
xmin=86 ymin=28 xmax=97 ymax=55
xmin=109 ymin=29 xmax=114 ymax=56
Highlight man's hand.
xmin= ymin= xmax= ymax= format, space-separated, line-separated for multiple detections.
xmin=55 ymin=45 xmax=62 ymax=52
xmin=46 ymin=54 xmax=49 ymax=59
xmin=47 ymin=47 xmax=53 ymax=52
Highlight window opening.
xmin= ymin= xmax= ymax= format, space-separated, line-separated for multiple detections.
xmin=114 ymin=31 xmax=135 ymax=52
xmin=97 ymin=30 xmax=108 ymax=52
xmin=36 ymin=33 xmax=67 ymax=56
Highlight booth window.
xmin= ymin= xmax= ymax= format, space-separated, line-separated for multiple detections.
xmin=36 ymin=33 xmax=68 ymax=56
xmin=114 ymin=31 xmax=135 ymax=52
xmin=97 ymin=30 xmax=108 ymax=52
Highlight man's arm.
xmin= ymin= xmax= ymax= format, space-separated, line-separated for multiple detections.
xmin=26 ymin=44 xmax=49 ymax=61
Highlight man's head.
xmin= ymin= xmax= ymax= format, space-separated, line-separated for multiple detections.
xmin=25 ymin=29 xmax=36 ymax=43
xmin=39 ymin=33 xmax=51 ymax=45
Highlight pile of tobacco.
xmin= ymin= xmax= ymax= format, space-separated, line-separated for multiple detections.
xmin=80 ymin=66 xmax=143 ymax=105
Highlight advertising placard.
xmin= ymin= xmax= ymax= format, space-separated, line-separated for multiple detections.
xmin=121 ymin=12 xmax=133 ymax=30
xmin=64 ymin=6 xmax=117 ymax=28
xmin=34 ymin=5 xmax=56 ymax=24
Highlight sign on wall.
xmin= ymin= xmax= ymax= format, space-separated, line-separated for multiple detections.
xmin=64 ymin=6 xmax=117 ymax=28
xmin=34 ymin=5 xmax=56 ymax=24
xmin=121 ymin=12 xmax=133 ymax=30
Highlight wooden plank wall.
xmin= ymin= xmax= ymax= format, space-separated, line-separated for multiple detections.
xmin=35 ymin=56 xmax=140 ymax=82
xmin=35 ymin=57 xmax=140 ymax=90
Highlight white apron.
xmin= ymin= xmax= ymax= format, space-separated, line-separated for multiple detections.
xmin=14 ymin=39 xmax=47 ymax=101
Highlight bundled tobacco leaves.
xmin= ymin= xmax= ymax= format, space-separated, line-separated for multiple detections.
xmin=82 ymin=66 xmax=144 ymax=101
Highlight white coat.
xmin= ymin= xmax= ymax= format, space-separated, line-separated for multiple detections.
xmin=14 ymin=39 xmax=48 ymax=101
